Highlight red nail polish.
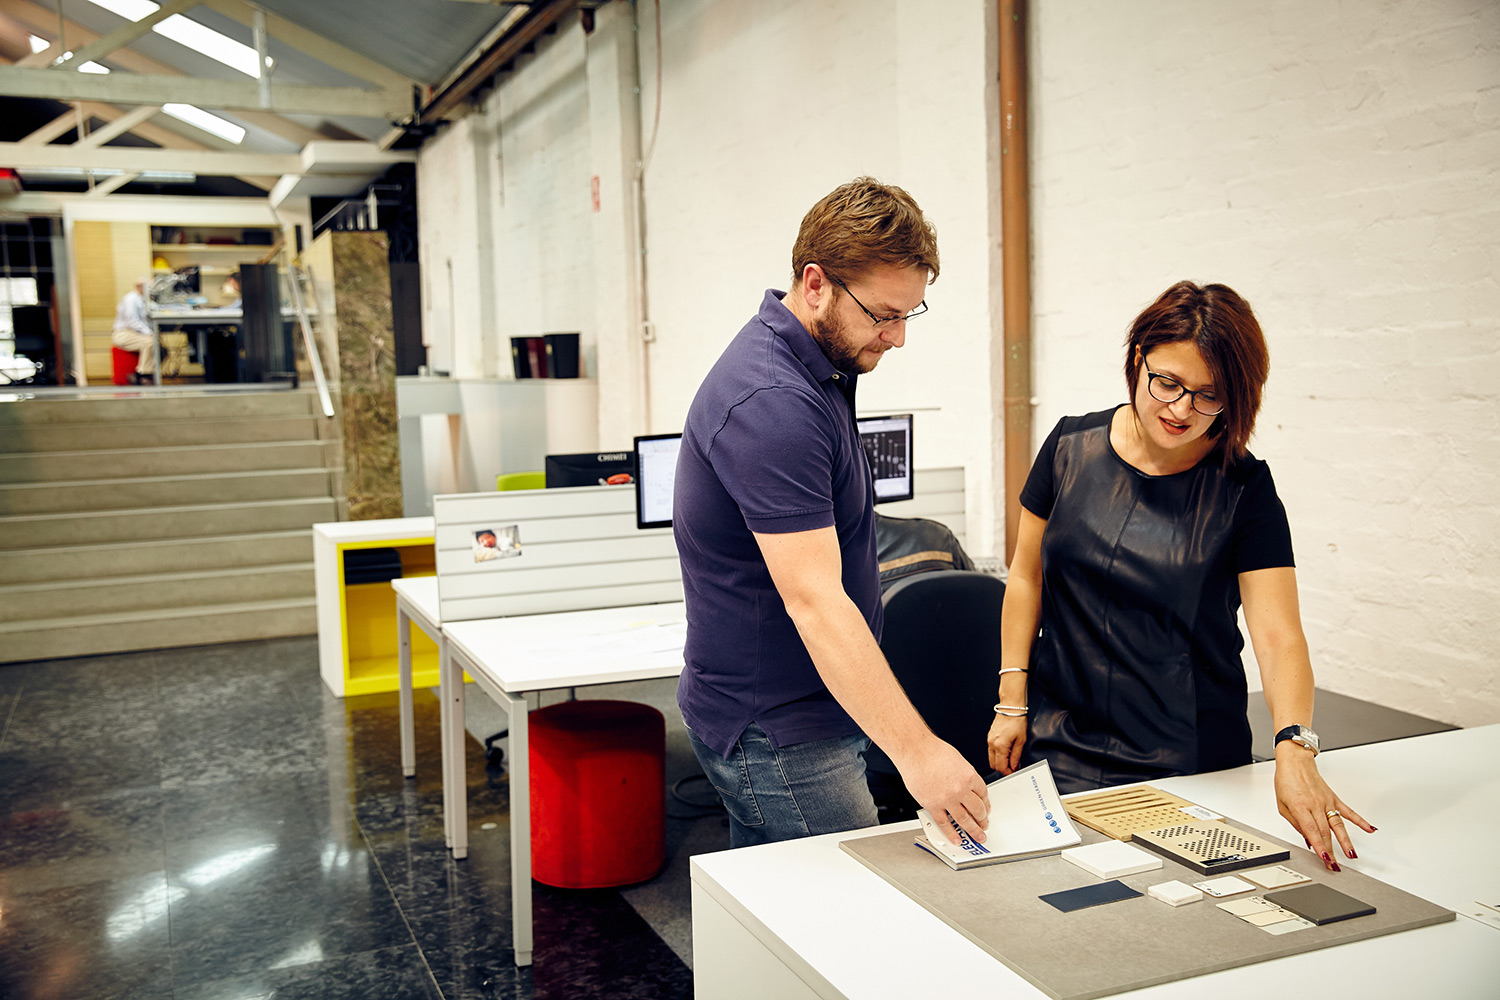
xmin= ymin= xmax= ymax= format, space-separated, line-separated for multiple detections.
xmin=1369 ymin=826 xmax=1378 ymax=832
xmin=1321 ymin=852 xmax=1332 ymax=863
xmin=1331 ymin=862 xmax=1341 ymax=872
xmin=1348 ymin=849 xmax=1358 ymax=859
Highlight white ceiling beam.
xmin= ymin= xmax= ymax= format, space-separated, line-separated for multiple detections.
xmin=51 ymin=0 xmax=195 ymax=71
xmin=85 ymin=171 xmax=139 ymax=197
xmin=76 ymin=104 xmax=162 ymax=147
xmin=19 ymin=109 xmax=79 ymax=145
xmin=233 ymin=110 xmax=322 ymax=148
xmin=203 ymin=0 xmax=413 ymax=93
xmin=0 ymin=64 xmax=410 ymax=118
xmin=0 ymin=141 xmax=301 ymax=175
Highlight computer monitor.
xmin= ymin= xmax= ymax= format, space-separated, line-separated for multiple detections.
xmin=857 ymin=413 xmax=914 ymax=504
xmin=633 ymin=433 xmax=683 ymax=529
xmin=543 ymin=451 xmax=635 ymax=488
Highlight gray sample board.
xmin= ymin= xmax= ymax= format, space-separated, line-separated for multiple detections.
xmin=840 ymin=823 xmax=1453 ymax=1000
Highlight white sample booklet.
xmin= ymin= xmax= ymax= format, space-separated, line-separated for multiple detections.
xmin=915 ymin=760 xmax=1082 ymax=870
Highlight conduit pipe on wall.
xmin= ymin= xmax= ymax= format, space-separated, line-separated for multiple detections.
xmin=631 ymin=0 xmax=664 ymax=429
xmin=999 ymin=0 xmax=1032 ymax=564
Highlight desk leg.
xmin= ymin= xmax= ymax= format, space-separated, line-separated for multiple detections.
xmin=438 ymin=642 xmax=453 ymax=849
xmin=397 ymin=607 xmax=416 ymax=779
xmin=448 ymin=649 xmax=469 ymax=860
xmin=502 ymin=689 xmax=532 ymax=967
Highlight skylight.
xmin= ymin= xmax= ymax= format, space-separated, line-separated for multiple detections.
xmin=163 ymin=104 xmax=247 ymax=144
xmin=28 ymin=34 xmax=48 ymax=53
xmin=85 ymin=0 xmax=268 ymax=79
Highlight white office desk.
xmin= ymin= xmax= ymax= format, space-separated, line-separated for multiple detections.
xmin=691 ymin=726 xmax=1500 ymax=999
xmin=391 ymin=576 xmax=441 ymax=785
xmin=441 ymin=600 xmax=688 ymax=966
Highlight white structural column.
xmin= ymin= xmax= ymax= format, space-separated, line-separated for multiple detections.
xmin=586 ymin=1 xmax=649 ymax=438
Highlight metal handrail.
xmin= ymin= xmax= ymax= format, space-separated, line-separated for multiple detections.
xmin=286 ymin=263 xmax=335 ymax=418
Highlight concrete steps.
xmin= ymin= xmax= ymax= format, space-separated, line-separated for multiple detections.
xmin=0 ymin=468 xmax=335 ymax=515
xmin=0 ymin=597 xmax=318 ymax=663
xmin=3 ymin=414 xmax=323 ymax=452
xmin=0 ymin=388 xmax=341 ymax=663
xmin=0 ymin=440 xmax=339 ymax=482
xmin=0 ymin=563 xmax=314 ymax=621
xmin=2 ymin=529 xmax=312 ymax=584
xmin=0 ymin=497 xmax=338 ymax=549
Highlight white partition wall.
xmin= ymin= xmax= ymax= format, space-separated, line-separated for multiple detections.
xmin=880 ymin=467 xmax=967 ymax=549
xmin=432 ymin=484 xmax=682 ymax=623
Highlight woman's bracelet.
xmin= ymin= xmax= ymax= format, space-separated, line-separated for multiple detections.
xmin=993 ymin=703 xmax=1028 ymax=717
xmin=998 ymin=668 xmax=1028 ymax=677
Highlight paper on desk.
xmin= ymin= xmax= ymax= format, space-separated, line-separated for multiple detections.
xmin=916 ymin=760 xmax=1081 ymax=869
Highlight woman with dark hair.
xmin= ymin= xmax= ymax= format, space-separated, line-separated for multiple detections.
xmin=988 ymin=281 xmax=1373 ymax=872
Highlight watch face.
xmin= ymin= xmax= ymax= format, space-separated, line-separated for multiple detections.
xmin=1277 ymin=725 xmax=1320 ymax=753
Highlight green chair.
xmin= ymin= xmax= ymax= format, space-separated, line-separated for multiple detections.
xmin=496 ymin=470 xmax=546 ymax=491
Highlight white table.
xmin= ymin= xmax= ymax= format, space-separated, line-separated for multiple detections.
xmin=691 ymin=726 xmax=1500 ymax=999
xmin=441 ymin=600 xmax=688 ymax=967
xmin=391 ymin=576 xmax=442 ymax=778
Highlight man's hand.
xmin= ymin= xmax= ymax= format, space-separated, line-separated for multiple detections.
xmin=1273 ymin=744 xmax=1375 ymax=871
xmin=986 ymin=713 xmax=1028 ymax=775
xmin=897 ymin=738 xmax=991 ymax=845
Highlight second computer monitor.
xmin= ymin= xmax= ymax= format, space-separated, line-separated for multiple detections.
xmin=543 ymin=451 xmax=635 ymax=488
xmin=633 ymin=432 xmax=683 ymax=529
xmin=857 ymin=413 xmax=914 ymax=504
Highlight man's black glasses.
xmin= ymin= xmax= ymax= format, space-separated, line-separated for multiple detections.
xmin=833 ymin=279 xmax=927 ymax=328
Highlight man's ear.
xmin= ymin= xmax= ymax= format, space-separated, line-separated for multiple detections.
xmin=799 ymin=263 xmax=832 ymax=311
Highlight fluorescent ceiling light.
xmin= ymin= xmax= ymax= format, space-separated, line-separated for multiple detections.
xmin=85 ymin=0 xmax=268 ymax=79
xmin=16 ymin=167 xmax=198 ymax=184
xmin=163 ymin=103 xmax=246 ymax=144
xmin=28 ymin=34 xmax=49 ymax=53
xmin=79 ymin=61 xmax=111 ymax=74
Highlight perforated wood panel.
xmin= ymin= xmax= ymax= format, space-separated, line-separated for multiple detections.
xmin=1063 ymin=785 xmax=1215 ymax=841
xmin=1133 ymin=820 xmax=1291 ymax=874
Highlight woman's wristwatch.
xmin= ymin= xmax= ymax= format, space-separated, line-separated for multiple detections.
xmin=1274 ymin=724 xmax=1321 ymax=755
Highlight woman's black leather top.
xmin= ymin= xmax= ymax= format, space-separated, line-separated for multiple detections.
xmin=1017 ymin=408 xmax=1293 ymax=794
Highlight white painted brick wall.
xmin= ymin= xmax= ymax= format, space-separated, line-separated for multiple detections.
xmin=1028 ymin=0 xmax=1500 ymax=725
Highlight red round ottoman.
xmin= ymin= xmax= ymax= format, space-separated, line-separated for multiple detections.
xmin=529 ymin=699 xmax=665 ymax=889
xmin=111 ymin=345 xmax=138 ymax=385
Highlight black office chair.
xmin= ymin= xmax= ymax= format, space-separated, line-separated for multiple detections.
xmin=867 ymin=569 xmax=1005 ymax=822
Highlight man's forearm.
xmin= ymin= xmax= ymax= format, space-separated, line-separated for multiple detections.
xmin=782 ymin=590 xmax=937 ymax=766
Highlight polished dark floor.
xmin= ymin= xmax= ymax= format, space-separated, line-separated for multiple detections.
xmin=0 ymin=637 xmax=715 ymax=999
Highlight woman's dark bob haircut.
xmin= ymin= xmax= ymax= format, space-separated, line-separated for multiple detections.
xmin=1124 ymin=280 xmax=1269 ymax=464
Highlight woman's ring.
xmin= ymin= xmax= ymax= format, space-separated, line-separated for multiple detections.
xmin=1326 ymin=809 xmax=1341 ymax=819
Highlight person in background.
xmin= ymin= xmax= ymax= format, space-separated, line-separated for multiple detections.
xmin=987 ymin=280 xmax=1375 ymax=872
xmin=222 ymin=273 xmax=242 ymax=309
xmin=110 ymin=276 xmax=155 ymax=385
xmin=674 ymin=177 xmax=990 ymax=849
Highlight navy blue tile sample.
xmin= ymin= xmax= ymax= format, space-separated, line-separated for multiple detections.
xmin=0 ymin=640 xmax=696 ymax=1000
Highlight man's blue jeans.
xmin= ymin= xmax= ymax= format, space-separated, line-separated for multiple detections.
xmin=686 ymin=721 xmax=880 ymax=848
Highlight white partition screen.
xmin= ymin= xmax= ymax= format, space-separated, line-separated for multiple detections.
xmin=433 ymin=485 xmax=683 ymax=623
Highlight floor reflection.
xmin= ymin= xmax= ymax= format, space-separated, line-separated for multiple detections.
xmin=0 ymin=636 xmax=710 ymax=999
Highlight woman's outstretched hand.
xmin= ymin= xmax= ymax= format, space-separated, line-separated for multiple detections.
xmin=1273 ymin=745 xmax=1376 ymax=871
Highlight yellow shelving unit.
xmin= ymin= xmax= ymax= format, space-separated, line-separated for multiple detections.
xmin=314 ymin=518 xmax=443 ymax=696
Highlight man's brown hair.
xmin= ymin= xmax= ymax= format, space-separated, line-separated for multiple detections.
xmin=1124 ymin=280 xmax=1270 ymax=464
xmin=791 ymin=177 xmax=939 ymax=287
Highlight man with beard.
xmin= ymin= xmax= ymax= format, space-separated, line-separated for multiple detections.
xmin=672 ymin=177 xmax=990 ymax=848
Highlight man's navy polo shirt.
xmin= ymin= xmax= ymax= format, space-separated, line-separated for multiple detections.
xmin=674 ymin=289 xmax=881 ymax=760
